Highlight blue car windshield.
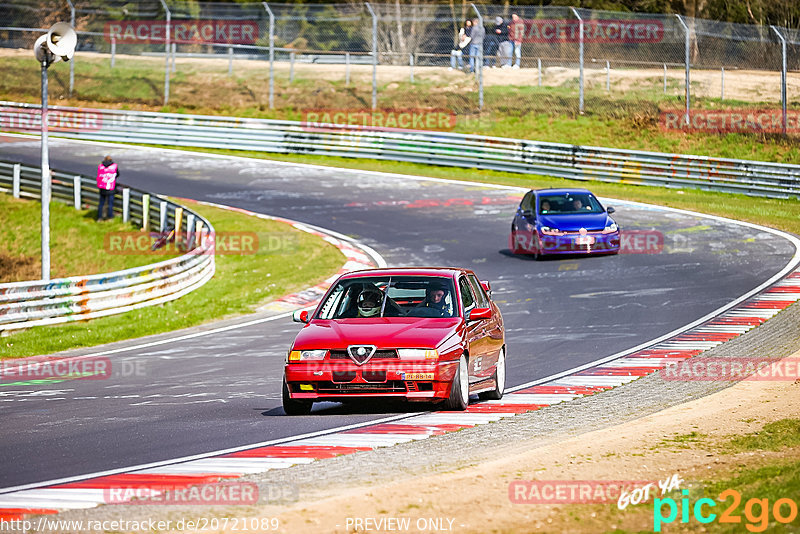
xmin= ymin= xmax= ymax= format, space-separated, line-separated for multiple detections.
xmin=316 ymin=276 xmax=458 ymax=319
xmin=539 ymin=193 xmax=604 ymax=214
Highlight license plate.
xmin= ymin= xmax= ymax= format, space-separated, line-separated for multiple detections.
xmin=575 ymin=236 xmax=595 ymax=245
xmin=402 ymin=372 xmax=434 ymax=381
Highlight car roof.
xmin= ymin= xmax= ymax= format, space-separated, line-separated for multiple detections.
xmin=533 ymin=188 xmax=595 ymax=196
xmin=339 ymin=267 xmax=470 ymax=280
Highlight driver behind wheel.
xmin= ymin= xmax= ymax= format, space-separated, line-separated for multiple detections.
xmin=416 ymin=283 xmax=452 ymax=316
xmin=356 ymin=289 xmax=383 ymax=317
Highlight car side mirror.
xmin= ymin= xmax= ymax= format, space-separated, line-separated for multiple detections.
xmin=480 ymin=280 xmax=492 ymax=298
xmin=292 ymin=310 xmax=310 ymax=323
xmin=607 ymin=206 xmax=616 ymax=214
xmin=468 ymin=307 xmax=492 ymax=321
xmin=521 ymin=209 xmax=534 ymax=218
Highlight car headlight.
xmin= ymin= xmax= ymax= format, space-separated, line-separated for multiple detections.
xmin=540 ymin=226 xmax=563 ymax=236
xmin=288 ymin=349 xmax=327 ymax=362
xmin=602 ymin=222 xmax=618 ymax=234
xmin=397 ymin=349 xmax=439 ymax=360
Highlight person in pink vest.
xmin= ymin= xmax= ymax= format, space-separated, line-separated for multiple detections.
xmin=96 ymin=155 xmax=119 ymax=221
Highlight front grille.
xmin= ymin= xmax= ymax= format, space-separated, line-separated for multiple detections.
xmin=331 ymin=370 xmax=357 ymax=383
xmin=317 ymin=381 xmax=407 ymax=394
xmin=329 ymin=350 xmax=398 ymax=360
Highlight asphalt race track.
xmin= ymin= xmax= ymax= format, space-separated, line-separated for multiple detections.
xmin=0 ymin=136 xmax=796 ymax=489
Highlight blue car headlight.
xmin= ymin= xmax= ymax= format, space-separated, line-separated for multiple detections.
xmin=602 ymin=222 xmax=618 ymax=234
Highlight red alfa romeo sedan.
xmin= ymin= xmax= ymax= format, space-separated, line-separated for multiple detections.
xmin=282 ymin=268 xmax=506 ymax=415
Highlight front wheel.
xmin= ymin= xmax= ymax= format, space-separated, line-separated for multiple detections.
xmin=479 ymin=348 xmax=505 ymax=401
xmin=282 ymin=377 xmax=313 ymax=415
xmin=443 ymin=355 xmax=470 ymax=411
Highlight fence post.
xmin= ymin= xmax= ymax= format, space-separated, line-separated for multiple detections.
xmin=538 ymin=58 xmax=542 ymax=86
xmin=675 ymin=15 xmax=690 ymax=126
xmin=111 ymin=37 xmax=116 ymax=68
xmin=73 ymin=176 xmax=81 ymax=209
xmin=159 ymin=200 xmax=167 ymax=232
xmin=171 ymin=42 xmax=177 ymax=73
xmin=471 ymin=4 xmax=484 ymax=111
xmin=720 ymin=67 xmax=724 ymax=100
xmin=346 ymin=52 xmax=351 ymax=84
xmin=262 ymin=2 xmax=275 ymax=109
xmin=771 ymin=26 xmax=788 ymax=136
xmin=290 ymin=51 xmax=295 ymax=83
xmin=570 ymin=7 xmax=584 ymax=114
xmin=663 ymin=63 xmax=667 ymax=94
xmin=66 ymin=0 xmax=75 ymax=98
xmin=159 ymin=0 xmax=171 ymax=106
xmin=606 ymin=60 xmax=610 ymax=92
xmin=122 ymin=187 xmax=130 ymax=222
xmin=365 ymin=2 xmax=378 ymax=110
xmin=142 ymin=194 xmax=150 ymax=231
xmin=228 ymin=46 xmax=233 ymax=76
xmin=410 ymin=53 xmax=414 ymax=83
xmin=12 ymin=164 xmax=20 ymax=198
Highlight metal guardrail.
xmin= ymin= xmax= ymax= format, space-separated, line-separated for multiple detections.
xmin=0 ymin=158 xmax=215 ymax=331
xmin=2 ymin=102 xmax=800 ymax=200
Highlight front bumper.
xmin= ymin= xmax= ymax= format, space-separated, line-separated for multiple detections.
xmin=539 ymin=232 xmax=620 ymax=255
xmin=284 ymin=359 xmax=459 ymax=401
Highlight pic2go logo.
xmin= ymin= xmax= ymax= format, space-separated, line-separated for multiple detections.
xmin=654 ymin=489 xmax=799 ymax=532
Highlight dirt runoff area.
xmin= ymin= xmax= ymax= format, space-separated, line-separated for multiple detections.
xmin=210 ymin=351 xmax=800 ymax=534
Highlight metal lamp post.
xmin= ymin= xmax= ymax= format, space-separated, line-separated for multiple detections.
xmin=34 ymin=23 xmax=77 ymax=281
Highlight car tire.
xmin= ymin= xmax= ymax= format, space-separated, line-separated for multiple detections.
xmin=443 ymin=355 xmax=470 ymax=411
xmin=479 ymin=347 xmax=505 ymax=401
xmin=282 ymin=377 xmax=313 ymax=415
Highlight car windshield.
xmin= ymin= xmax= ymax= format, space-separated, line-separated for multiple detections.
xmin=539 ymin=193 xmax=604 ymax=214
xmin=316 ymin=276 xmax=458 ymax=319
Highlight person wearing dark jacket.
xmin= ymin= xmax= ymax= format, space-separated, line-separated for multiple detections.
xmin=96 ymin=155 xmax=119 ymax=221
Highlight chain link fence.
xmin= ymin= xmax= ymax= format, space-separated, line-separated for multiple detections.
xmin=1 ymin=1 xmax=798 ymax=135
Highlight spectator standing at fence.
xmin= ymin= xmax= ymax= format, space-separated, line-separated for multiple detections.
xmin=510 ymin=13 xmax=524 ymax=69
xmin=96 ymin=155 xmax=119 ymax=221
xmin=484 ymin=17 xmax=501 ymax=67
xmin=469 ymin=18 xmax=484 ymax=73
xmin=450 ymin=19 xmax=471 ymax=71
xmin=494 ymin=16 xmax=511 ymax=68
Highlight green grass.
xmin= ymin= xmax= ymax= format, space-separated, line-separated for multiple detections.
xmin=728 ymin=419 xmax=800 ymax=453
xmin=0 ymin=193 xmax=167 ymax=282
xmin=0 ymin=201 xmax=345 ymax=358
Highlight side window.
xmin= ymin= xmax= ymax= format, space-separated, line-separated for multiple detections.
xmin=459 ymin=277 xmax=475 ymax=313
xmin=520 ymin=191 xmax=534 ymax=212
xmin=467 ymin=274 xmax=489 ymax=308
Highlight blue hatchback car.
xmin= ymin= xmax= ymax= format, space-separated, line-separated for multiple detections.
xmin=510 ymin=188 xmax=620 ymax=257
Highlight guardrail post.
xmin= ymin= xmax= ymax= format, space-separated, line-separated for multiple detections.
xmin=290 ymin=51 xmax=295 ymax=83
xmin=142 ymin=194 xmax=150 ymax=231
xmin=345 ymin=52 xmax=351 ymax=84
xmin=365 ymin=2 xmax=378 ymax=110
xmin=12 ymin=164 xmax=20 ymax=198
xmin=111 ymin=37 xmax=116 ymax=68
xmin=570 ymin=7 xmax=584 ymax=114
xmin=174 ymin=207 xmax=183 ymax=244
xmin=159 ymin=200 xmax=167 ymax=232
xmin=73 ymin=175 xmax=81 ymax=209
xmin=471 ymin=4 xmax=484 ymax=111
xmin=158 ymin=0 xmax=171 ymax=106
xmin=675 ymin=15 xmax=690 ymax=126
xmin=228 ymin=46 xmax=233 ymax=76
xmin=186 ymin=213 xmax=195 ymax=249
xmin=195 ymin=220 xmax=203 ymax=248
xmin=122 ymin=187 xmax=130 ymax=223
xmin=262 ymin=2 xmax=274 ymax=109
xmin=771 ymin=25 xmax=788 ymax=135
